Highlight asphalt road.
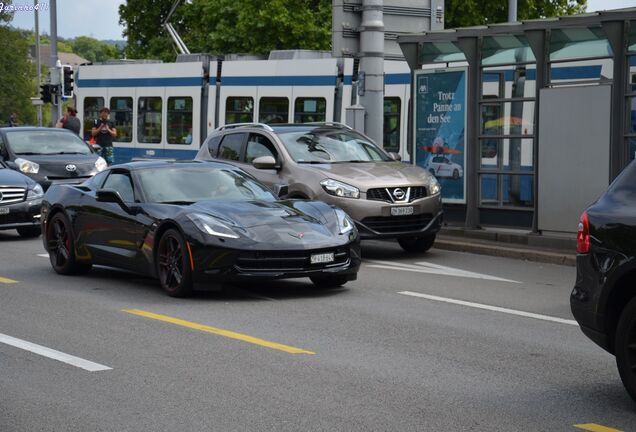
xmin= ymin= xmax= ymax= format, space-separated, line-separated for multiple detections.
xmin=0 ymin=231 xmax=634 ymax=432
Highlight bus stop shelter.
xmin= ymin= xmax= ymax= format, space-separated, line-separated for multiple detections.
xmin=398 ymin=8 xmax=636 ymax=234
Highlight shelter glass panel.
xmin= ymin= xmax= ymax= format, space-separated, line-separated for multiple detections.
xmin=383 ymin=97 xmax=401 ymax=153
xmin=550 ymin=58 xmax=613 ymax=84
xmin=294 ymin=97 xmax=326 ymax=123
xmin=629 ymin=56 xmax=636 ymax=92
xmin=549 ymin=27 xmax=612 ymax=61
xmin=83 ymin=97 xmax=104 ymax=141
xmin=629 ymin=97 xmax=636 ymax=134
xmin=138 ymin=97 xmax=162 ymax=144
xmin=629 ymin=137 xmax=636 ymax=161
xmin=480 ymin=138 xmax=533 ymax=170
xmin=501 ymin=175 xmax=534 ymax=207
xmin=420 ymin=41 xmax=466 ymax=64
xmin=629 ymin=21 xmax=636 ymax=52
xmin=481 ymin=35 xmax=535 ymax=66
xmin=481 ymin=66 xmax=537 ymax=99
xmin=226 ymin=97 xmax=254 ymax=124
xmin=259 ymin=97 xmax=289 ymax=124
xmin=480 ymin=101 xmax=535 ymax=136
xmin=480 ymin=174 xmax=499 ymax=205
xmin=167 ymin=97 xmax=193 ymax=145
xmin=109 ymin=97 xmax=132 ymax=143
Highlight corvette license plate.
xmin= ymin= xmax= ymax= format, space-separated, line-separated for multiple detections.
xmin=0 ymin=207 xmax=9 ymax=215
xmin=391 ymin=206 xmax=414 ymax=216
xmin=311 ymin=252 xmax=335 ymax=264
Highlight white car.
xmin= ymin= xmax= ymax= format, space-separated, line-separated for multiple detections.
xmin=425 ymin=156 xmax=463 ymax=180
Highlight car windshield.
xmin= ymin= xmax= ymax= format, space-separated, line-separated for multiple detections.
xmin=277 ymin=128 xmax=392 ymax=163
xmin=137 ymin=166 xmax=277 ymax=203
xmin=5 ymin=130 xmax=90 ymax=155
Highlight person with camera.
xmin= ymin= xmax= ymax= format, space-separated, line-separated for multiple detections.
xmin=91 ymin=107 xmax=117 ymax=165
xmin=55 ymin=106 xmax=81 ymax=135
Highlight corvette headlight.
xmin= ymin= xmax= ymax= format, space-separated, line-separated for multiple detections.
xmin=334 ymin=208 xmax=355 ymax=234
xmin=320 ymin=179 xmax=359 ymax=199
xmin=187 ymin=213 xmax=240 ymax=239
xmin=26 ymin=184 xmax=44 ymax=200
xmin=15 ymin=158 xmax=39 ymax=174
xmin=429 ymin=176 xmax=441 ymax=195
xmin=95 ymin=157 xmax=107 ymax=172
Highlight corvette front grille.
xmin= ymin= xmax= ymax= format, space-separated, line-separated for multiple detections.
xmin=236 ymin=247 xmax=349 ymax=272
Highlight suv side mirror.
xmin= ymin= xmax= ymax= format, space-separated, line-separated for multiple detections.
xmin=388 ymin=152 xmax=401 ymax=161
xmin=252 ymin=155 xmax=278 ymax=170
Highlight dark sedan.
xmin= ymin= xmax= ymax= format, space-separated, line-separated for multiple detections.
xmin=41 ymin=160 xmax=360 ymax=296
xmin=0 ymin=161 xmax=43 ymax=237
xmin=571 ymin=160 xmax=636 ymax=402
xmin=0 ymin=127 xmax=107 ymax=190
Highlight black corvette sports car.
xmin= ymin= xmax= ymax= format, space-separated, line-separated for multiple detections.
xmin=41 ymin=160 xmax=361 ymax=296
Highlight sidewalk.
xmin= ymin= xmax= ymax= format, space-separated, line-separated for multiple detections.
xmin=435 ymin=226 xmax=576 ymax=266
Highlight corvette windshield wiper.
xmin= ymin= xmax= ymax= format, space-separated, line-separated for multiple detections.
xmin=160 ymin=200 xmax=194 ymax=205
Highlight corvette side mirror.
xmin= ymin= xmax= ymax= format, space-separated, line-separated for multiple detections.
xmin=96 ymin=188 xmax=141 ymax=215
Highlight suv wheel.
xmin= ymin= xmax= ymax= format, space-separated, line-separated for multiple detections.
xmin=398 ymin=235 xmax=436 ymax=253
xmin=616 ymin=296 xmax=636 ymax=402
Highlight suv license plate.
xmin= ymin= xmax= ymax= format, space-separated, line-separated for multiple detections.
xmin=0 ymin=207 xmax=9 ymax=215
xmin=311 ymin=252 xmax=335 ymax=265
xmin=391 ymin=206 xmax=414 ymax=216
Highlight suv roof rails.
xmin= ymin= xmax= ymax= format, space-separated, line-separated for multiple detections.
xmin=303 ymin=122 xmax=353 ymax=130
xmin=215 ymin=123 xmax=274 ymax=132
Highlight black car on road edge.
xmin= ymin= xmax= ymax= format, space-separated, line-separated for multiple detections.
xmin=0 ymin=160 xmax=43 ymax=237
xmin=571 ymin=159 xmax=636 ymax=402
xmin=41 ymin=160 xmax=361 ymax=296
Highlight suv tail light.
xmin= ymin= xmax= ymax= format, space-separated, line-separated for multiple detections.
xmin=577 ymin=211 xmax=590 ymax=254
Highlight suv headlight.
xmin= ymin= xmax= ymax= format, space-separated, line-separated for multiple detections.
xmin=334 ymin=208 xmax=355 ymax=234
xmin=95 ymin=157 xmax=107 ymax=172
xmin=15 ymin=158 xmax=39 ymax=174
xmin=429 ymin=176 xmax=441 ymax=195
xmin=187 ymin=213 xmax=240 ymax=239
xmin=320 ymin=179 xmax=359 ymax=199
xmin=26 ymin=184 xmax=44 ymax=200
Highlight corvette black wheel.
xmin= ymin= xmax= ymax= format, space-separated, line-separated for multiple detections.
xmin=616 ymin=297 xmax=636 ymax=403
xmin=157 ymin=229 xmax=193 ymax=297
xmin=310 ymin=275 xmax=349 ymax=289
xmin=47 ymin=213 xmax=91 ymax=275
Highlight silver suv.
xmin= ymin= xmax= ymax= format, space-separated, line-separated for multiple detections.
xmin=195 ymin=123 xmax=443 ymax=252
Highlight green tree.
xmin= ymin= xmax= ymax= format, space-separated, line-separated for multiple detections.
xmin=72 ymin=36 xmax=119 ymax=63
xmin=445 ymin=0 xmax=587 ymax=28
xmin=0 ymin=26 xmax=36 ymax=126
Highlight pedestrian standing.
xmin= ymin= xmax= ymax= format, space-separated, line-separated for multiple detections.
xmin=8 ymin=112 xmax=17 ymax=127
xmin=55 ymin=106 xmax=81 ymax=136
xmin=91 ymin=107 xmax=117 ymax=165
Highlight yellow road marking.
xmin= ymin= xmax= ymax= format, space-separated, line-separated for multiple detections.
xmin=574 ymin=423 xmax=623 ymax=432
xmin=122 ymin=309 xmax=315 ymax=355
xmin=0 ymin=276 xmax=18 ymax=284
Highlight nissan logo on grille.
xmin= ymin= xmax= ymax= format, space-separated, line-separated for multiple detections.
xmin=65 ymin=164 xmax=77 ymax=172
xmin=392 ymin=188 xmax=406 ymax=200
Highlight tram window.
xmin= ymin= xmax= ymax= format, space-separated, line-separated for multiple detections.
xmin=383 ymin=97 xmax=401 ymax=153
xmin=168 ymin=97 xmax=193 ymax=145
xmin=226 ymin=97 xmax=254 ymax=124
xmin=218 ymin=133 xmax=245 ymax=161
xmin=245 ymin=133 xmax=278 ymax=164
xmin=138 ymin=97 xmax=162 ymax=144
xmin=294 ymin=98 xmax=326 ymax=123
xmin=259 ymin=97 xmax=289 ymax=124
xmin=109 ymin=97 xmax=133 ymax=143
xmin=83 ymin=97 xmax=104 ymax=141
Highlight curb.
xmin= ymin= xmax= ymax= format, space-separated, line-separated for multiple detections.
xmin=434 ymin=238 xmax=576 ymax=267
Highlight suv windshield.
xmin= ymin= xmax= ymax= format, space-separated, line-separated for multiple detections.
xmin=137 ymin=166 xmax=276 ymax=203
xmin=5 ymin=130 xmax=91 ymax=155
xmin=277 ymin=128 xmax=392 ymax=163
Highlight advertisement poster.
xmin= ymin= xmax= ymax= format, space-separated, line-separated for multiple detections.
xmin=414 ymin=68 xmax=467 ymax=203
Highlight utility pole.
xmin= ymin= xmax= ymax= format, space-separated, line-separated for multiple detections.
xmin=508 ymin=0 xmax=517 ymax=22
xmin=34 ymin=0 xmax=42 ymax=126
xmin=49 ymin=0 xmax=62 ymax=123
xmin=358 ymin=0 xmax=384 ymax=147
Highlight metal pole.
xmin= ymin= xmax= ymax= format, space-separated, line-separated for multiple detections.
xmin=508 ymin=0 xmax=517 ymax=22
xmin=358 ymin=0 xmax=384 ymax=147
xmin=34 ymin=0 xmax=42 ymax=126
xmin=49 ymin=0 xmax=61 ymax=124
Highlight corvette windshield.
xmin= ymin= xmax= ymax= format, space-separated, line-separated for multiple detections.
xmin=277 ymin=128 xmax=392 ymax=163
xmin=137 ymin=166 xmax=277 ymax=203
xmin=5 ymin=130 xmax=91 ymax=155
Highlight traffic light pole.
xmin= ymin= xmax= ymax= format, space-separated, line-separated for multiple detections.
xmin=34 ymin=0 xmax=42 ymax=126
xmin=49 ymin=0 xmax=61 ymax=124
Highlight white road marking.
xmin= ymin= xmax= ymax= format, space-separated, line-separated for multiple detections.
xmin=0 ymin=333 xmax=113 ymax=372
xmin=399 ymin=291 xmax=578 ymax=326
xmin=366 ymin=259 xmax=520 ymax=284
xmin=37 ymin=253 xmax=49 ymax=258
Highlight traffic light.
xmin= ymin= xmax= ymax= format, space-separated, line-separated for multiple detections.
xmin=40 ymin=84 xmax=52 ymax=103
xmin=62 ymin=65 xmax=74 ymax=97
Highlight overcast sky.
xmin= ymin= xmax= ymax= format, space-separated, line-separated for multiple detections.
xmin=7 ymin=0 xmax=636 ymax=41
